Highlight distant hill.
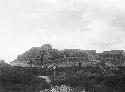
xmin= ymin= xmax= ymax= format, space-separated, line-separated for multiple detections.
xmin=10 ymin=44 xmax=56 ymax=67
xmin=10 ymin=44 xmax=97 ymax=67
xmin=11 ymin=44 xmax=125 ymax=67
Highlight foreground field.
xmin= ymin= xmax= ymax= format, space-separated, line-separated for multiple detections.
xmin=0 ymin=65 xmax=125 ymax=92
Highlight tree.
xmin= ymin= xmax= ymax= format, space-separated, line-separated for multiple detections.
xmin=0 ymin=59 xmax=5 ymax=64
xmin=0 ymin=60 xmax=10 ymax=73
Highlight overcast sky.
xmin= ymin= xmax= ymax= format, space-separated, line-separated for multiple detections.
xmin=0 ymin=0 xmax=125 ymax=63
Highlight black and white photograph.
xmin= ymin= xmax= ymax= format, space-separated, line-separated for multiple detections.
xmin=0 ymin=0 xmax=125 ymax=92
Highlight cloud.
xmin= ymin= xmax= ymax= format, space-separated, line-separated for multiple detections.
xmin=29 ymin=0 xmax=125 ymax=52
xmin=1 ymin=0 xmax=125 ymax=62
xmin=10 ymin=0 xmax=125 ymax=48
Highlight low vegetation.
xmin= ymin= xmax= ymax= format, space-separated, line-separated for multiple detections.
xmin=1 ymin=44 xmax=125 ymax=92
